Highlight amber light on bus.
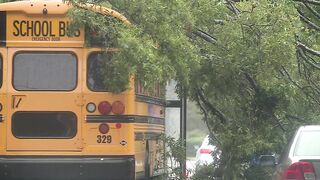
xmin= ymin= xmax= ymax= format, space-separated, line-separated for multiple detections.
xmin=99 ymin=123 xmax=109 ymax=134
xmin=98 ymin=101 xmax=112 ymax=115
xmin=112 ymin=101 xmax=125 ymax=115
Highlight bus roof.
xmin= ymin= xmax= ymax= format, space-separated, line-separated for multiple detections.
xmin=0 ymin=0 xmax=70 ymax=15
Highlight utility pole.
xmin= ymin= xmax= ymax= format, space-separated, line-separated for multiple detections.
xmin=180 ymin=91 xmax=187 ymax=179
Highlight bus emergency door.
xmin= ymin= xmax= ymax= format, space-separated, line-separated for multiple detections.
xmin=6 ymin=48 xmax=83 ymax=151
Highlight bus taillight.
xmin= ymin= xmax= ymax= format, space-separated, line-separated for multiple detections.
xmin=98 ymin=101 xmax=112 ymax=115
xmin=112 ymin=101 xmax=125 ymax=115
xmin=116 ymin=123 xmax=122 ymax=129
xmin=99 ymin=123 xmax=109 ymax=134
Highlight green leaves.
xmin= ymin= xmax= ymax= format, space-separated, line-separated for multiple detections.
xmin=188 ymin=0 xmax=319 ymax=178
xmin=68 ymin=0 xmax=199 ymax=90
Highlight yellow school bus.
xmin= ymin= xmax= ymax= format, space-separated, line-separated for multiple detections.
xmin=0 ymin=1 xmax=165 ymax=179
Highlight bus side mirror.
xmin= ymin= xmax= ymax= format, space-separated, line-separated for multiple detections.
xmin=259 ymin=155 xmax=276 ymax=166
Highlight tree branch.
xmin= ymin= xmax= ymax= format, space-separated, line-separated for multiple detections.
xmin=296 ymin=50 xmax=320 ymax=95
xmin=297 ymin=8 xmax=320 ymax=31
xmin=213 ymin=19 xmax=225 ymax=25
xmin=295 ymin=0 xmax=320 ymax=5
xmin=74 ymin=2 xmax=131 ymax=25
xmin=195 ymin=95 xmax=221 ymax=146
xmin=297 ymin=41 xmax=320 ymax=57
xmin=225 ymin=0 xmax=240 ymax=15
xmin=302 ymin=2 xmax=320 ymax=19
xmin=285 ymin=114 xmax=307 ymax=122
xmin=281 ymin=65 xmax=320 ymax=105
xmin=305 ymin=52 xmax=320 ymax=65
xmin=298 ymin=48 xmax=320 ymax=70
xmin=281 ymin=66 xmax=303 ymax=89
xmin=244 ymin=72 xmax=259 ymax=93
xmin=193 ymin=29 xmax=217 ymax=43
xmin=272 ymin=114 xmax=286 ymax=132
xmin=196 ymin=88 xmax=231 ymax=124
xmin=306 ymin=77 xmax=320 ymax=95
xmin=301 ymin=60 xmax=312 ymax=81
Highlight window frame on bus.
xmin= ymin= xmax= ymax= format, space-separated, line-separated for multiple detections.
xmin=12 ymin=51 xmax=78 ymax=91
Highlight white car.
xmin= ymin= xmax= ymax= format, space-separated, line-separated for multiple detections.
xmin=195 ymin=135 xmax=219 ymax=166
xmin=271 ymin=125 xmax=320 ymax=180
xmin=258 ymin=125 xmax=320 ymax=180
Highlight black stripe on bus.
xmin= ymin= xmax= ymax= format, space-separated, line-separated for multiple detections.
xmin=135 ymin=94 xmax=165 ymax=106
xmin=135 ymin=132 xmax=162 ymax=141
xmin=134 ymin=116 xmax=165 ymax=125
xmin=86 ymin=115 xmax=165 ymax=125
xmin=0 ymin=12 xmax=6 ymax=47
xmin=86 ymin=115 xmax=135 ymax=123
xmin=0 ymin=114 xmax=3 ymax=122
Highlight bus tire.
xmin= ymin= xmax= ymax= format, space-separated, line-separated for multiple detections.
xmin=144 ymin=140 xmax=151 ymax=180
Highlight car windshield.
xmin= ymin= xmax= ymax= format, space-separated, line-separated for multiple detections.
xmin=294 ymin=130 xmax=320 ymax=156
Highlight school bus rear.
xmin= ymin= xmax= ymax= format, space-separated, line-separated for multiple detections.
xmin=0 ymin=1 xmax=135 ymax=179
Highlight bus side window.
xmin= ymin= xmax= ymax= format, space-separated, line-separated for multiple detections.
xmin=87 ymin=52 xmax=113 ymax=92
xmin=135 ymin=79 xmax=165 ymax=98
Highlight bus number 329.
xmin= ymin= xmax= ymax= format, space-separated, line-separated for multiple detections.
xmin=97 ymin=135 xmax=112 ymax=144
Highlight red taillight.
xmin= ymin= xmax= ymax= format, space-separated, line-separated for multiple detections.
xmin=200 ymin=149 xmax=212 ymax=154
xmin=98 ymin=101 xmax=112 ymax=115
xmin=99 ymin=123 xmax=109 ymax=134
xmin=112 ymin=101 xmax=125 ymax=115
xmin=282 ymin=162 xmax=316 ymax=180
xmin=116 ymin=123 xmax=122 ymax=129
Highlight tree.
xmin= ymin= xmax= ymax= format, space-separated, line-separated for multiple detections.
xmin=189 ymin=0 xmax=320 ymax=179
xmin=67 ymin=0 xmax=200 ymax=92
xmin=60 ymin=0 xmax=320 ymax=178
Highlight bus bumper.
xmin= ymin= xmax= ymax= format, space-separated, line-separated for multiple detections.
xmin=0 ymin=156 xmax=135 ymax=180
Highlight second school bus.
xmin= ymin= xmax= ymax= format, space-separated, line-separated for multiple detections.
xmin=0 ymin=1 xmax=165 ymax=179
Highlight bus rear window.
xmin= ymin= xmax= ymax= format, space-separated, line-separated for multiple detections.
xmin=12 ymin=112 xmax=77 ymax=139
xmin=13 ymin=52 xmax=77 ymax=91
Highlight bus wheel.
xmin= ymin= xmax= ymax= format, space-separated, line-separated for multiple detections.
xmin=144 ymin=140 xmax=150 ymax=180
